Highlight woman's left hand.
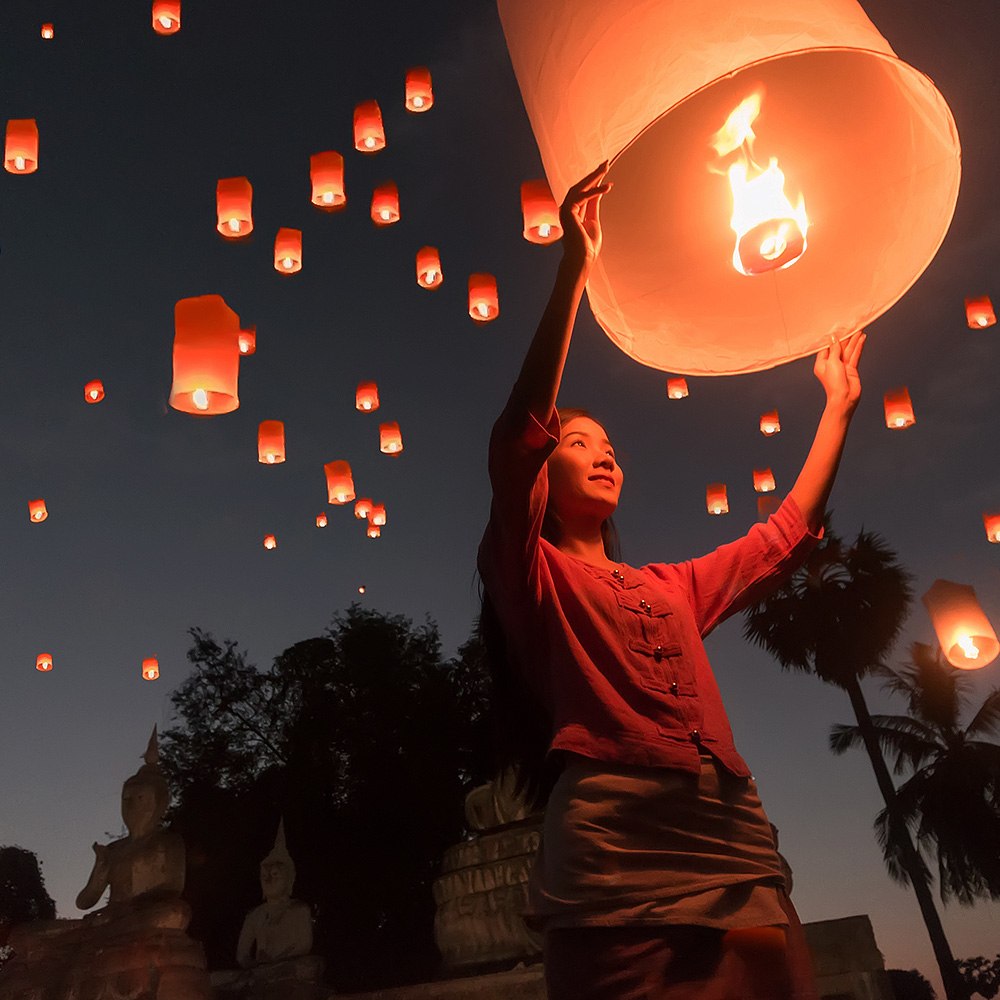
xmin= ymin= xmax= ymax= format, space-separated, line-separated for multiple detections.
xmin=813 ymin=330 xmax=865 ymax=412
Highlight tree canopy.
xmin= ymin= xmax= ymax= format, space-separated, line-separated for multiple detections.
xmin=0 ymin=844 xmax=56 ymax=934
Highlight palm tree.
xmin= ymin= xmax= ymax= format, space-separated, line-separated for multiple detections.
xmin=743 ymin=525 xmax=969 ymax=1000
xmin=830 ymin=642 xmax=1000 ymax=906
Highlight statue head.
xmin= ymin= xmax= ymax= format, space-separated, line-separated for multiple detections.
xmin=121 ymin=726 xmax=169 ymax=837
xmin=259 ymin=819 xmax=295 ymax=903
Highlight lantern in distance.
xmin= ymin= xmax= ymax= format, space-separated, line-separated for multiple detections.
xmin=238 ymin=326 xmax=256 ymax=355
xmin=521 ymin=180 xmax=563 ymax=244
xmin=263 ymin=534 xmax=277 ymax=550
xmin=921 ymin=579 xmax=999 ymax=670
xmin=84 ymin=380 xmax=105 ymax=403
xmin=152 ymin=1 xmax=181 ymax=34
xmin=358 ymin=584 xmax=367 ymax=594
xmin=706 ymin=483 xmax=729 ymax=515
xmin=883 ymin=387 xmax=915 ymax=429
xmin=759 ymin=410 xmax=780 ymax=436
xmin=405 ymin=67 xmax=434 ymax=112
xmin=757 ymin=495 xmax=780 ymax=522
xmin=36 ymin=653 xmax=53 ymax=672
xmin=169 ymin=294 xmax=241 ymax=415
xmin=28 ymin=498 xmax=48 ymax=522
xmin=371 ymin=182 xmax=400 ymax=226
xmin=41 ymin=23 xmax=54 ymax=39
xmin=355 ymin=497 xmax=373 ymax=520
xmin=666 ymin=377 xmax=688 ymax=400
xmin=216 ymin=177 xmax=253 ymax=238
xmin=142 ymin=657 xmax=160 ymax=681
xmin=310 ymin=151 xmax=346 ymax=210
xmin=4 ymin=119 xmax=39 ymax=174
xmin=379 ymin=421 xmax=403 ymax=455
xmin=274 ymin=228 xmax=302 ymax=273
xmin=316 ymin=513 xmax=328 ymax=528
xmin=983 ymin=512 xmax=1000 ymax=544
xmin=965 ymin=296 xmax=996 ymax=329
xmin=354 ymin=100 xmax=386 ymax=152
xmin=469 ymin=273 xmax=499 ymax=322
xmin=753 ymin=468 xmax=776 ymax=493
xmin=356 ymin=382 xmax=380 ymax=412
xmin=416 ymin=246 xmax=443 ymax=289
xmin=370 ymin=503 xmax=387 ymax=526
xmin=325 ymin=460 xmax=356 ymax=504
xmin=367 ymin=523 xmax=381 ymax=539
xmin=257 ymin=421 xmax=286 ymax=464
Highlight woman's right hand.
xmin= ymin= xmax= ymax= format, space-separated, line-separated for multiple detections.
xmin=559 ymin=161 xmax=612 ymax=271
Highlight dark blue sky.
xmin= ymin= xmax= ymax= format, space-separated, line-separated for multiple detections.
xmin=1 ymin=1 xmax=997 ymax=991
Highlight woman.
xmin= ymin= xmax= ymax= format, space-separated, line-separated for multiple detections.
xmin=477 ymin=162 xmax=865 ymax=1000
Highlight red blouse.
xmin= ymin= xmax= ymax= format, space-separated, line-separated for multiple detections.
xmin=478 ymin=400 xmax=822 ymax=778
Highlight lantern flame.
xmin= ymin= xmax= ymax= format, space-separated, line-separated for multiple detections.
xmin=956 ymin=635 xmax=980 ymax=660
xmin=192 ymin=388 xmax=209 ymax=411
xmin=15 ymin=155 xmax=25 ymax=171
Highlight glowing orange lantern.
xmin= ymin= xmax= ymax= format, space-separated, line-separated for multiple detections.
xmin=520 ymin=180 xmax=562 ymax=244
xmin=169 ymin=294 xmax=241 ymax=415
xmin=983 ymin=513 xmax=1000 ymax=544
xmin=84 ymin=380 xmax=105 ymax=404
xmin=921 ymin=579 xmax=999 ymax=670
xmin=753 ymin=468 xmax=776 ymax=493
xmin=354 ymin=498 xmax=373 ymax=520
xmin=36 ymin=653 xmax=53 ymax=672
xmin=354 ymin=100 xmax=385 ymax=153
xmin=469 ymin=274 xmax=499 ymax=323
xmin=257 ymin=421 xmax=286 ymax=464
xmin=497 ymin=0 xmax=960 ymax=376
xmin=41 ymin=24 xmax=54 ymax=39
xmin=142 ymin=658 xmax=160 ymax=681
xmin=416 ymin=246 xmax=443 ymax=288
xmin=152 ymin=1 xmax=181 ymax=34
xmin=216 ymin=177 xmax=253 ymax=238
xmin=325 ymin=460 xmax=356 ymax=504
xmin=371 ymin=182 xmax=400 ymax=226
xmin=405 ymin=67 xmax=434 ymax=112
xmin=666 ymin=377 xmax=688 ymax=399
xmin=706 ymin=483 xmax=729 ymax=516
xmin=316 ymin=513 xmax=328 ymax=528
xmin=760 ymin=410 xmax=781 ymax=436
xmin=370 ymin=503 xmax=387 ymax=526
xmin=883 ymin=387 xmax=915 ymax=429
xmin=238 ymin=326 xmax=256 ymax=356
xmin=757 ymin=495 xmax=780 ymax=522
xmin=263 ymin=534 xmax=277 ymax=550
xmin=367 ymin=523 xmax=381 ymax=539
xmin=311 ymin=151 xmax=346 ymax=210
xmin=273 ymin=228 xmax=303 ymax=274
xmin=28 ymin=499 xmax=48 ymax=522
xmin=356 ymin=382 xmax=380 ymax=412
xmin=379 ymin=421 xmax=403 ymax=455
xmin=358 ymin=584 xmax=367 ymax=594
xmin=4 ymin=119 xmax=39 ymax=174
xmin=965 ymin=296 xmax=996 ymax=329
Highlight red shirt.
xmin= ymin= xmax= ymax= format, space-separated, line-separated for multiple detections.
xmin=478 ymin=401 xmax=822 ymax=778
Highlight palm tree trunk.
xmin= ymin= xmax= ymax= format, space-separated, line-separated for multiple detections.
xmin=844 ymin=676 xmax=968 ymax=1000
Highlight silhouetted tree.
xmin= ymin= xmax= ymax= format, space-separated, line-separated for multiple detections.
xmin=889 ymin=968 xmax=938 ymax=1000
xmin=957 ymin=954 xmax=1000 ymax=999
xmin=0 ymin=845 xmax=56 ymax=925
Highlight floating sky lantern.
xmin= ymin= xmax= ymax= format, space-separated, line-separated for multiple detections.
xmin=152 ymin=1 xmax=180 ymax=34
xmin=36 ymin=653 xmax=53 ymax=672
xmin=379 ymin=421 xmax=403 ymax=455
xmin=883 ymin=387 xmax=915 ymax=429
xmin=142 ymin=658 xmax=160 ymax=681
xmin=274 ymin=228 xmax=303 ymax=274
xmin=263 ymin=534 xmax=277 ymax=550
xmin=356 ymin=382 xmax=380 ymax=412
xmin=41 ymin=24 xmax=54 ymax=39
xmin=169 ymin=294 xmax=241 ymax=415
xmin=757 ymin=495 xmax=781 ymax=522
xmin=325 ymin=461 xmax=356 ymax=504
xmin=521 ymin=180 xmax=563 ymax=244
xmin=983 ymin=513 xmax=1000 ymax=544
xmin=753 ymin=468 xmax=776 ymax=493
xmin=310 ymin=151 xmax=346 ymax=210
xmin=84 ymin=380 xmax=105 ymax=404
xmin=358 ymin=584 xmax=367 ymax=594
xmin=921 ymin=579 xmax=999 ymax=670
xmin=238 ymin=326 xmax=256 ymax=356
xmin=216 ymin=177 xmax=253 ymax=238
xmin=760 ymin=410 xmax=781 ymax=436
xmin=666 ymin=377 xmax=688 ymax=399
xmin=497 ymin=0 xmax=960 ymax=376
xmin=405 ymin=67 xmax=434 ymax=112
xmin=354 ymin=497 xmax=373 ymax=520
xmin=965 ymin=295 xmax=996 ymax=329
xmin=367 ymin=523 xmax=381 ymax=539
xmin=370 ymin=503 xmax=387 ymax=526
xmin=257 ymin=421 xmax=286 ymax=464
xmin=416 ymin=246 xmax=443 ymax=289
xmin=316 ymin=513 xmax=328 ymax=528
xmin=28 ymin=499 xmax=48 ymax=522
xmin=371 ymin=182 xmax=400 ymax=226
xmin=4 ymin=119 xmax=39 ymax=174
xmin=354 ymin=100 xmax=386 ymax=152
xmin=469 ymin=274 xmax=499 ymax=322
xmin=706 ymin=483 xmax=729 ymax=515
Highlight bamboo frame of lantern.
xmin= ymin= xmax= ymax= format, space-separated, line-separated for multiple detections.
xmin=520 ymin=180 xmax=563 ymax=244
xmin=4 ymin=119 xmax=39 ymax=174
xmin=753 ymin=468 xmax=776 ymax=493
xmin=274 ymin=228 xmax=303 ymax=273
xmin=405 ymin=67 xmax=434 ymax=112
xmin=310 ymin=151 xmax=346 ymax=210
xmin=325 ymin=461 xmax=356 ymax=504
xmin=238 ymin=327 xmax=256 ymax=356
xmin=142 ymin=658 xmax=160 ymax=681
xmin=355 ymin=498 xmax=373 ymax=520
xmin=965 ymin=295 xmax=996 ymax=329
xmin=316 ymin=513 xmax=328 ymax=528
xmin=371 ymin=182 xmax=400 ymax=226
xmin=379 ymin=422 xmax=403 ymax=455
xmin=666 ymin=377 xmax=688 ymax=399
xmin=169 ymin=294 xmax=241 ymax=415
xmin=921 ymin=579 xmax=999 ymax=670
xmin=41 ymin=24 xmax=54 ymax=39
xmin=36 ymin=653 xmax=53 ymax=672
xmin=216 ymin=177 xmax=253 ymax=238
xmin=84 ymin=380 xmax=105 ymax=403
xmin=416 ymin=246 xmax=443 ymax=288
xmin=706 ymin=483 xmax=729 ymax=515
xmin=263 ymin=534 xmax=277 ymax=550
xmin=28 ymin=499 xmax=48 ymax=522
xmin=354 ymin=100 xmax=386 ymax=152
xmin=983 ymin=513 xmax=1000 ymax=544
xmin=257 ymin=421 xmax=286 ymax=464
xmin=883 ymin=387 xmax=915 ymax=429
xmin=152 ymin=1 xmax=181 ymax=34
xmin=469 ymin=274 xmax=499 ymax=322
xmin=356 ymin=382 xmax=380 ymax=412
xmin=759 ymin=410 xmax=781 ymax=436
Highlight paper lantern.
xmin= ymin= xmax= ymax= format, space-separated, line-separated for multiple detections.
xmin=356 ymin=382 xmax=380 ymax=412
xmin=169 ymin=294 xmax=241 ymax=415
xmin=759 ymin=410 xmax=781 ymax=436
xmin=753 ymin=468 xmax=776 ymax=493
xmin=142 ymin=658 xmax=160 ymax=681
xmin=358 ymin=584 xmax=367 ymax=594
xmin=405 ymin=67 xmax=434 ymax=112
xmin=263 ymin=534 xmax=277 ymax=550
xmin=757 ymin=495 xmax=781 ymax=522
xmin=354 ymin=100 xmax=385 ymax=152
xmin=666 ymin=377 xmax=688 ymax=400
xmin=257 ymin=421 xmax=286 ymax=464
xmin=371 ymin=182 xmax=400 ymax=226
xmin=416 ymin=246 xmax=443 ymax=289
xmin=706 ymin=483 xmax=729 ymax=515
xmin=325 ymin=460 xmax=356 ymax=504
xmin=370 ymin=503 xmax=387 ymax=526
xmin=497 ymin=0 xmax=960 ymax=376
xmin=238 ymin=326 xmax=256 ymax=356
xmin=883 ymin=387 xmax=915 ymax=429
xmin=965 ymin=296 xmax=996 ymax=330
xmin=274 ymin=228 xmax=303 ymax=273
xmin=216 ymin=177 xmax=253 ymax=238
xmin=84 ymin=380 xmax=105 ymax=404
xmin=469 ymin=274 xmax=499 ymax=322
xmin=922 ymin=580 xmax=999 ymax=670
xmin=521 ymin=180 xmax=563 ymax=244
xmin=41 ymin=24 xmax=54 ymax=39
xmin=311 ymin=151 xmax=346 ymax=210
xmin=379 ymin=421 xmax=403 ymax=455
xmin=316 ymin=513 xmax=328 ymax=528
xmin=4 ymin=119 xmax=39 ymax=174
xmin=36 ymin=654 xmax=53 ymax=672
xmin=983 ymin=513 xmax=1000 ymax=544
xmin=367 ymin=523 xmax=381 ymax=539
xmin=28 ymin=499 xmax=48 ymax=522
xmin=152 ymin=1 xmax=181 ymax=34
xmin=354 ymin=498 xmax=373 ymax=520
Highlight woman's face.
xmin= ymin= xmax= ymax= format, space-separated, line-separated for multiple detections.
xmin=546 ymin=416 xmax=623 ymax=523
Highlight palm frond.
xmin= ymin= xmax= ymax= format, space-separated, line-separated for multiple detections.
xmin=967 ymin=688 xmax=1000 ymax=739
xmin=829 ymin=715 xmax=943 ymax=774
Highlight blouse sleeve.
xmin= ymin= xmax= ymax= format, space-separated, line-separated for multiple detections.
xmin=645 ymin=496 xmax=823 ymax=637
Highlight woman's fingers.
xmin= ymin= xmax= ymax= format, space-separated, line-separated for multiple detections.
xmin=846 ymin=331 xmax=867 ymax=368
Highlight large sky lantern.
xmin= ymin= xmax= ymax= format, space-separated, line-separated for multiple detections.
xmin=520 ymin=180 xmax=563 ymax=244
xmin=468 ymin=273 xmax=499 ymax=322
xmin=142 ymin=658 xmax=160 ymax=682
xmin=883 ymin=386 xmax=916 ymax=429
xmin=152 ymin=2 xmax=181 ymax=34
xmin=354 ymin=497 xmax=373 ymax=520
xmin=238 ymin=326 xmax=256 ymax=356
xmin=983 ymin=513 xmax=1000 ymax=545
xmin=325 ymin=461 xmax=356 ymax=504
xmin=759 ymin=410 xmax=781 ymax=436
xmin=36 ymin=654 xmax=53 ymax=673
xmin=216 ymin=177 xmax=253 ymax=238
xmin=274 ymin=228 xmax=303 ymax=274
xmin=497 ymin=0 xmax=961 ymax=376
xmin=753 ymin=468 xmax=776 ymax=493
xmin=706 ymin=483 xmax=729 ymax=515
xmin=4 ymin=119 xmax=39 ymax=174
xmin=84 ymin=380 xmax=105 ymax=404
xmin=371 ymin=182 xmax=400 ymax=226
xmin=666 ymin=377 xmax=688 ymax=400
xmin=354 ymin=100 xmax=386 ymax=153
xmin=379 ymin=421 xmax=403 ymax=455
xmin=169 ymin=294 xmax=241 ymax=416
xmin=405 ymin=67 xmax=434 ymax=112
xmin=28 ymin=499 xmax=48 ymax=523
xmin=416 ymin=246 xmax=443 ymax=289
xmin=965 ymin=295 xmax=996 ymax=329
xmin=310 ymin=151 xmax=346 ymax=210
xmin=356 ymin=382 xmax=380 ymax=412
xmin=257 ymin=421 xmax=286 ymax=465
xmin=922 ymin=580 xmax=1000 ymax=670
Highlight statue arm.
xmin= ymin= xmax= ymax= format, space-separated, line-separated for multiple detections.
xmin=76 ymin=842 xmax=112 ymax=910
xmin=236 ymin=910 xmax=260 ymax=969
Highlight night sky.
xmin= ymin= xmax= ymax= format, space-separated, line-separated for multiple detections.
xmin=1 ymin=1 xmax=998 ymax=993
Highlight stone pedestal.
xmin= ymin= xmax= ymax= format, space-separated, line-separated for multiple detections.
xmin=337 ymin=963 xmax=546 ymax=1000
xmin=211 ymin=954 xmax=328 ymax=1000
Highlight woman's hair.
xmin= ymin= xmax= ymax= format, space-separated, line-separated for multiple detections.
xmin=479 ymin=407 xmax=620 ymax=811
